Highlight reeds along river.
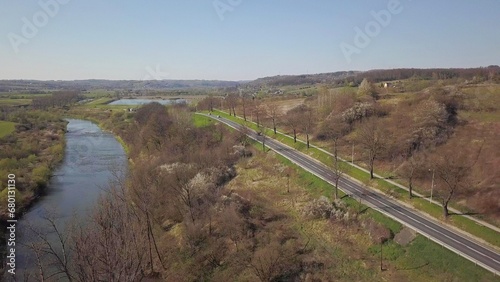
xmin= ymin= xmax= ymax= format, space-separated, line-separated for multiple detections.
xmin=7 ymin=119 xmax=127 ymax=280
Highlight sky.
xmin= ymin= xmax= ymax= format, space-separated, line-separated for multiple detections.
xmin=0 ymin=0 xmax=499 ymax=81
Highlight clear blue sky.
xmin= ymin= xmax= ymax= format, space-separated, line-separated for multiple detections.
xmin=1 ymin=0 xmax=499 ymax=81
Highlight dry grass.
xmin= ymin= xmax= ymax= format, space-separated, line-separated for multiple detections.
xmin=224 ymin=148 xmax=499 ymax=281
xmin=227 ymin=152 xmax=382 ymax=280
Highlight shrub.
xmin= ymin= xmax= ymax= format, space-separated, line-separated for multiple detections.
xmin=32 ymin=165 xmax=51 ymax=187
xmin=362 ymin=218 xmax=392 ymax=244
xmin=302 ymin=196 xmax=335 ymax=219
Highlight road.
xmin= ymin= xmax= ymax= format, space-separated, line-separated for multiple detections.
xmin=202 ymin=113 xmax=500 ymax=276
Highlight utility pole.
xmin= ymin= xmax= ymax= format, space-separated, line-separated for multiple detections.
xmin=261 ymin=126 xmax=266 ymax=152
xmin=262 ymin=133 xmax=265 ymax=151
xmin=380 ymin=239 xmax=383 ymax=271
xmin=429 ymin=169 xmax=435 ymax=203
xmin=351 ymin=142 xmax=354 ymax=164
xmin=287 ymin=173 xmax=290 ymax=193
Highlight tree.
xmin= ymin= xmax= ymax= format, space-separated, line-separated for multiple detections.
xmin=241 ymin=94 xmax=249 ymax=121
xmin=332 ymin=156 xmax=346 ymax=200
xmin=225 ymin=93 xmax=238 ymax=116
xmin=399 ymin=153 xmax=425 ymax=198
xmin=284 ymin=107 xmax=302 ymax=143
xmin=434 ymin=144 xmax=482 ymax=217
xmin=71 ymin=185 xmax=149 ymax=281
xmin=409 ymin=98 xmax=450 ymax=152
xmin=250 ymin=241 xmax=299 ymax=282
xmin=252 ymin=99 xmax=263 ymax=127
xmin=197 ymin=95 xmax=218 ymax=112
xmin=318 ymin=115 xmax=349 ymax=199
xmin=257 ymin=120 xmax=267 ymax=152
xmin=25 ymin=211 xmax=73 ymax=281
xmin=357 ymin=118 xmax=385 ymax=179
xmin=265 ymin=103 xmax=281 ymax=134
xmin=358 ymin=78 xmax=377 ymax=100
xmin=25 ymin=182 xmax=150 ymax=282
xmin=302 ymin=106 xmax=314 ymax=149
xmin=287 ymin=105 xmax=314 ymax=148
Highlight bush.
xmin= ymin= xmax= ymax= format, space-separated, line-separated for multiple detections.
xmin=302 ymin=196 xmax=335 ymax=219
xmin=32 ymin=165 xmax=51 ymax=187
xmin=362 ymin=218 xmax=392 ymax=244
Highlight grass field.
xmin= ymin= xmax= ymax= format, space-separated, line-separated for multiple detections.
xmin=84 ymin=97 xmax=114 ymax=106
xmin=0 ymin=98 xmax=31 ymax=106
xmin=192 ymin=115 xmax=215 ymax=128
xmin=0 ymin=121 xmax=16 ymax=138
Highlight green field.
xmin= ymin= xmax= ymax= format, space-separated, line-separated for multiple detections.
xmin=0 ymin=99 xmax=31 ymax=106
xmin=192 ymin=114 xmax=215 ymax=128
xmin=0 ymin=121 xmax=16 ymax=138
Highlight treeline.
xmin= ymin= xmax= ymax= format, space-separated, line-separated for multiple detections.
xmin=32 ymin=91 xmax=83 ymax=109
xmin=245 ymin=67 xmax=500 ymax=88
xmin=348 ymin=66 xmax=500 ymax=85
xmin=248 ymin=71 xmax=358 ymax=87
xmin=0 ymin=79 xmax=240 ymax=93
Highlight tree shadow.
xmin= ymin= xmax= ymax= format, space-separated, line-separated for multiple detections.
xmin=449 ymin=211 xmax=480 ymax=216
xmin=358 ymin=207 xmax=369 ymax=214
xmin=396 ymin=262 xmax=429 ymax=271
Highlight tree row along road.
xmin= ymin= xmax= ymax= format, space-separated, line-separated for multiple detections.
xmin=200 ymin=113 xmax=500 ymax=276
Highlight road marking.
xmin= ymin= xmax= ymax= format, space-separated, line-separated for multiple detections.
xmin=204 ymin=114 xmax=500 ymax=273
xmin=343 ymin=182 xmax=500 ymax=265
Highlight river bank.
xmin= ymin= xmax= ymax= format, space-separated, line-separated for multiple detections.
xmin=3 ymin=119 xmax=128 ymax=279
xmin=0 ymin=114 xmax=68 ymax=223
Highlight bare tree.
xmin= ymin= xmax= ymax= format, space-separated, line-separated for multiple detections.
xmin=265 ymin=103 xmax=281 ymax=134
xmin=434 ymin=144 xmax=482 ymax=217
xmin=70 ymin=184 xmax=149 ymax=281
xmin=357 ymin=118 xmax=385 ymax=179
xmin=285 ymin=107 xmax=301 ymax=143
xmin=226 ymin=93 xmax=238 ymax=116
xmin=257 ymin=121 xmax=267 ymax=152
xmin=301 ymin=106 xmax=314 ymax=149
xmin=287 ymin=105 xmax=314 ymax=148
xmin=23 ymin=181 xmax=150 ymax=282
xmin=24 ymin=211 xmax=73 ymax=282
xmin=332 ymin=156 xmax=346 ymax=200
xmin=252 ymin=99 xmax=263 ymax=127
xmin=250 ymin=242 xmax=298 ymax=282
xmin=399 ymin=153 xmax=425 ymax=198
xmin=318 ymin=115 xmax=349 ymax=199
xmin=241 ymin=95 xmax=248 ymax=121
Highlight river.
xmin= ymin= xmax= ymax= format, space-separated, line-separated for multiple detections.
xmin=10 ymin=119 xmax=127 ymax=280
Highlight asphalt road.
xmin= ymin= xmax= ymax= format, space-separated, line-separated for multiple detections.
xmin=203 ymin=113 xmax=500 ymax=276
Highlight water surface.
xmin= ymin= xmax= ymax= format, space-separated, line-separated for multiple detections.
xmin=12 ymin=119 xmax=127 ymax=279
